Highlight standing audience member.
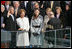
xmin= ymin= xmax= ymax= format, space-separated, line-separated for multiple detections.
xmin=13 ymin=1 xmax=20 ymax=18
xmin=30 ymin=8 xmax=43 ymax=48
xmin=43 ymin=1 xmax=60 ymax=13
xmin=5 ymin=1 xmax=11 ymax=12
xmin=1 ymin=5 xmax=6 ymax=29
xmin=1 ymin=5 xmax=6 ymax=30
xmin=55 ymin=7 xmax=64 ymax=28
xmin=16 ymin=9 xmax=30 ymax=48
xmin=64 ymin=4 xmax=71 ymax=27
xmin=6 ymin=6 xmax=17 ymax=48
xmin=43 ymin=8 xmax=52 ymax=31
xmin=46 ymin=11 xmax=61 ymax=30
xmin=33 ymin=2 xmax=45 ymax=18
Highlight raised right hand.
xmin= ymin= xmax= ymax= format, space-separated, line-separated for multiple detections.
xmin=7 ymin=11 xmax=11 ymax=17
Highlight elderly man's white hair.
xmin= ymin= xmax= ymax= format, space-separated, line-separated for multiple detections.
xmin=13 ymin=1 xmax=19 ymax=4
xmin=1 ymin=5 xmax=5 ymax=9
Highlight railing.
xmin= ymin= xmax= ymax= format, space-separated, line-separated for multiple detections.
xmin=1 ymin=30 xmax=29 ymax=48
xmin=43 ymin=28 xmax=71 ymax=48
xmin=1 ymin=28 xmax=71 ymax=48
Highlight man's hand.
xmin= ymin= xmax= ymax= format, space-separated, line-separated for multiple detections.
xmin=2 ymin=23 xmax=5 ymax=28
xmin=7 ymin=11 xmax=11 ymax=17
xmin=18 ymin=28 xmax=24 ymax=31
xmin=41 ymin=4 xmax=43 ymax=8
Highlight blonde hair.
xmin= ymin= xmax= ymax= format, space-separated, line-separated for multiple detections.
xmin=5 ymin=1 xmax=11 ymax=5
xmin=46 ymin=8 xmax=52 ymax=12
xmin=34 ymin=2 xmax=39 ymax=6
xmin=19 ymin=9 xmax=26 ymax=14
xmin=56 ymin=7 xmax=62 ymax=12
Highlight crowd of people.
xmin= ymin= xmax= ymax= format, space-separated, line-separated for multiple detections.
xmin=1 ymin=1 xmax=71 ymax=48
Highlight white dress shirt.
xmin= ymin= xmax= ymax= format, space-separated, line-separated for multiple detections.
xmin=6 ymin=5 xmax=9 ymax=11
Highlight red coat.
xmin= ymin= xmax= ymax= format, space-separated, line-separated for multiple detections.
xmin=1 ymin=1 xmax=5 ymax=5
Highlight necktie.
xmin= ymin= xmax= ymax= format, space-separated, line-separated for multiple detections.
xmin=15 ymin=9 xmax=17 ymax=16
xmin=51 ymin=1 xmax=53 ymax=9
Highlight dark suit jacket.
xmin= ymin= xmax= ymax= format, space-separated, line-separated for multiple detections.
xmin=64 ymin=10 xmax=71 ymax=27
xmin=20 ymin=1 xmax=32 ymax=16
xmin=20 ymin=1 xmax=26 ymax=9
xmin=47 ymin=17 xmax=61 ymax=29
xmin=43 ymin=1 xmax=51 ymax=10
xmin=5 ymin=14 xmax=19 ymax=31
xmin=43 ymin=1 xmax=60 ymax=12
xmin=55 ymin=12 xmax=65 ymax=26
xmin=4 ymin=4 xmax=11 ymax=12
xmin=1 ymin=16 xmax=4 ymax=28
xmin=60 ymin=1 xmax=66 ymax=12
xmin=1 ymin=11 xmax=7 ymax=25
xmin=14 ymin=7 xmax=21 ymax=18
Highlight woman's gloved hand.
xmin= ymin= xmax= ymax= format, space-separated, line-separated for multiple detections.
xmin=32 ymin=33 xmax=39 ymax=36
